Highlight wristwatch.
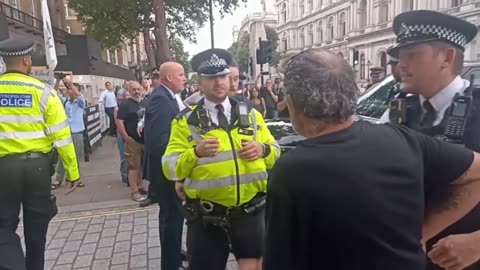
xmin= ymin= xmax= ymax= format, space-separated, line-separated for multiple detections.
xmin=262 ymin=143 xmax=271 ymax=158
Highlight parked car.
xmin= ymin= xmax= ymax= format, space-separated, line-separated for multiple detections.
xmin=268 ymin=62 xmax=480 ymax=152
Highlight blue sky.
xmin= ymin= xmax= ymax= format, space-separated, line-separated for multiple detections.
xmin=182 ymin=0 xmax=262 ymax=57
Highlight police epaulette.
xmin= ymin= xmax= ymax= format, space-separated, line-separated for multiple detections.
xmin=175 ymin=107 xmax=192 ymax=120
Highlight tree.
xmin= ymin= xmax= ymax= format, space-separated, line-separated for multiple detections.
xmin=265 ymin=25 xmax=280 ymax=68
xmin=69 ymin=0 xmax=247 ymax=65
xmin=170 ymin=38 xmax=191 ymax=73
xmin=228 ymin=31 xmax=250 ymax=73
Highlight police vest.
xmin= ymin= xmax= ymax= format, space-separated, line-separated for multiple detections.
xmin=162 ymin=97 xmax=281 ymax=207
xmin=401 ymin=87 xmax=480 ymax=152
xmin=0 ymin=72 xmax=80 ymax=181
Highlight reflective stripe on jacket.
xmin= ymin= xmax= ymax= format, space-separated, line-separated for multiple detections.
xmin=162 ymin=98 xmax=281 ymax=207
xmin=0 ymin=72 xmax=79 ymax=181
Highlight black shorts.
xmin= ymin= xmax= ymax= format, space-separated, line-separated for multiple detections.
xmin=187 ymin=209 xmax=265 ymax=270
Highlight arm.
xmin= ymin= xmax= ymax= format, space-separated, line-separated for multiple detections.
xmin=269 ymin=88 xmax=279 ymax=103
xmin=254 ymin=74 xmax=261 ymax=89
xmin=261 ymin=98 xmax=267 ymax=118
xmin=98 ymin=90 xmax=105 ymax=104
xmin=256 ymin=110 xmax=281 ymax=168
xmin=423 ymin=152 xmax=480 ymax=242
xmin=44 ymin=87 xmax=79 ymax=181
xmin=162 ymin=117 xmax=199 ymax=181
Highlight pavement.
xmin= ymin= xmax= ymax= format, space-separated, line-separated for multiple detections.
xmin=16 ymin=136 xmax=239 ymax=270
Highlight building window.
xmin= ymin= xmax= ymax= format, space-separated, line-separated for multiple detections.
xmin=327 ymin=16 xmax=334 ymax=40
xmin=318 ymin=0 xmax=323 ymax=9
xmin=360 ymin=53 xmax=366 ymax=79
xmin=404 ymin=0 xmax=414 ymax=11
xmin=452 ymin=0 xmax=462 ymax=7
xmin=359 ymin=0 xmax=367 ymax=29
xmin=307 ymin=0 xmax=313 ymax=13
xmin=379 ymin=1 xmax=390 ymax=24
xmin=282 ymin=32 xmax=288 ymax=51
xmin=300 ymin=27 xmax=305 ymax=48
xmin=338 ymin=12 xmax=346 ymax=37
xmin=292 ymin=33 xmax=297 ymax=49
xmin=308 ymin=24 xmax=314 ymax=45
xmin=108 ymin=49 xmax=117 ymax=65
xmin=281 ymin=3 xmax=287 ymax=23
xmin=64 ymin=4 xmax=70 ymax=17
xmin=66 ymin=26 xmax=71 ymax=34
xmin=30 ymin=0 xmax=36 ymax=16
xmin=317 ymin=20 xmax=323 ymax=43
xmin=9 ymin=0 xmax=18 ymax=7
xmin=299 ymin=0 xmax=304 ymax=16
xmin=82 ymin=26 xmax=86 ymax=33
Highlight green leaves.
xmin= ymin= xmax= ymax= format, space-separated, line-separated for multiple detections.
xmin=229 ymin=31 xmax=250 ymax=73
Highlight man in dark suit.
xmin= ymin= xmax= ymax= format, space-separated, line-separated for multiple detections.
xmin=143 ymin=61 xmax=187 ymax=270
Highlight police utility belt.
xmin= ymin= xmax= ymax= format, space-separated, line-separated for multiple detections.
xmin=183 ymin=192 xmax=266 ymax=228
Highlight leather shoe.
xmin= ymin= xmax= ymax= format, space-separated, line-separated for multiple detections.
xmin=139 ymin=197 xmax=156 ymax=207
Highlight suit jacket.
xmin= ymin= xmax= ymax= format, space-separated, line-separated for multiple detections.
xmin=143 ymin=85 xmax=179 ymax=180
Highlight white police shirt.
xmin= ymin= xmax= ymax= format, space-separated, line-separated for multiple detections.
xmin=379 ymin=76 xmax=469 ymax=125
xmin=204 ymin=98 xmax=232 ymax=126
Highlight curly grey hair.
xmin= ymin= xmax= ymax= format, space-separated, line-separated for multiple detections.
xmin=282 ymin=49 xmax=359 ymax=122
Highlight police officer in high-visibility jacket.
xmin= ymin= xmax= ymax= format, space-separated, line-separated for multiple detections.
xmin=0 ymin=36 xmax=80 ymax=270
xmin=162 ymin=48 xmax=280 ymax=270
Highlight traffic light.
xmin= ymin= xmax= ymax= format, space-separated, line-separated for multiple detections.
xmin=256 ymin=40 xmax=273 ymax=65
xmin=353 ymin=49 xmax=359 ymax=66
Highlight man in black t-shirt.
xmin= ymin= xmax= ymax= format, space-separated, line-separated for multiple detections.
xmin=117 ymin=81 xmax=147 ymax=202
xmin=264 ymin=49 xmax=480 ymax=270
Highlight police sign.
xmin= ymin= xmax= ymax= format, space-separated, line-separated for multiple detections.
xmin=0 ymin=93 xmax=33 ymax=107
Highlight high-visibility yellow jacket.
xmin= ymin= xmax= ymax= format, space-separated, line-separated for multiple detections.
xmin=0 ymin=72 xmax=79 ymax=181
xmin=162 ymin=97 xmax=281 ymax=207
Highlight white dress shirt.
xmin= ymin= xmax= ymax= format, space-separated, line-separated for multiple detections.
xmin=99 ymin=90 xmax=118 ymax=108
xmin=419 ymin=75 xmax=469 ymax=126
xmin=204 ymin=98 xmax=232 ymax=126
xmin=378 ymin=76 xmax=469 ymax=125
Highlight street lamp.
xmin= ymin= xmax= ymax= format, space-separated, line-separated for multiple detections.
xmin=209 ymin=0 xmax=214 ymax=48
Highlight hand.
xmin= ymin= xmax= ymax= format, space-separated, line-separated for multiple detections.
xmin=137 ymin=126 xmax=143 ymax=137
xmin=195 ymin=138 xmax=220 ymax=157
xmin=175 ymin=182 xmax=186 ymax=201
xmin=238 ymin=141 xmax=263 ymax=161
xmin=428 ymin=233 xmax=480 ymax=270
xmin=65 ymin=180 xmax=80 ymax=195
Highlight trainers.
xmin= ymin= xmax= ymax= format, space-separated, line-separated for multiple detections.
xmin=131 ymin=191 xmax=147 ymax=202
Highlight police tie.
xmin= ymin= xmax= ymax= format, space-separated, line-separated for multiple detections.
xmin=215 ymin=104 xmax=230 ymax=131
xmin=420 ymin=100 xmax=436 ymax=128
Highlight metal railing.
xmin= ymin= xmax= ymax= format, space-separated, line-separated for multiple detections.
xmin=0 ymin=2 xmax=68 ymax=42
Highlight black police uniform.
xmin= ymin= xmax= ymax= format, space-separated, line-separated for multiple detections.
xmin=0 ymin=37 xmax=62 ymax=270
xmin=388 ymin=10 xmax=480 ymax=270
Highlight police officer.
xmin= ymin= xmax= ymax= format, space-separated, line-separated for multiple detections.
xmin=0 ymin=36 xmax=80 ymax=270
xmin=365 ymin=67 xmax=385 ymax=90
xmin=387 ymin=10 xmax=480 ymax=270
xmin=162 ymin=49 xmax=280 ymax=270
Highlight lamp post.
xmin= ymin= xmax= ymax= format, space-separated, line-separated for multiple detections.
xmin=209 ymin=0 xmax=214 ymax=48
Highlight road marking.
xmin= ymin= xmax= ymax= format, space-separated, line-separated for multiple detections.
xmin=17 ymin=205 xmax=159 ymax=226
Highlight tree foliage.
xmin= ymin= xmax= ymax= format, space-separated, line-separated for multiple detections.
xmin=170 ymin=38 xmax=191 ymax=73
xmin=265 ymin=25 xmax=280 ymax=68
xmin=228 ymin=31 xmax=250 ymax=74
xmin=68 ymin=0 xmax=247 ymax=55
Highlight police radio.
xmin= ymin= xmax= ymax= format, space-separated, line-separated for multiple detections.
xmin=443 ymin=75 xmax=475 ymax=143
xmin=444 ymin=93 xmax=472 ymax=142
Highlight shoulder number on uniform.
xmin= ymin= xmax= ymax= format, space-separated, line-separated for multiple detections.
xmin=0 ymin=93 xmax=33 ymax=108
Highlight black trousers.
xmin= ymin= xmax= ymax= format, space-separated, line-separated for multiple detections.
xmin=188 ymin=209 xmax=265 ymax=270
xmin=105 ymin=107 xmax=116 ymax=136
xmin=148 ymin=154 xmax=184 ymax=270
xmin=0 ymin=154 xmax=57 ymax=270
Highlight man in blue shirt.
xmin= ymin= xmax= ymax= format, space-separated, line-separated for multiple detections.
xmin=52 ymin=81 xmax=86 ymax=189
